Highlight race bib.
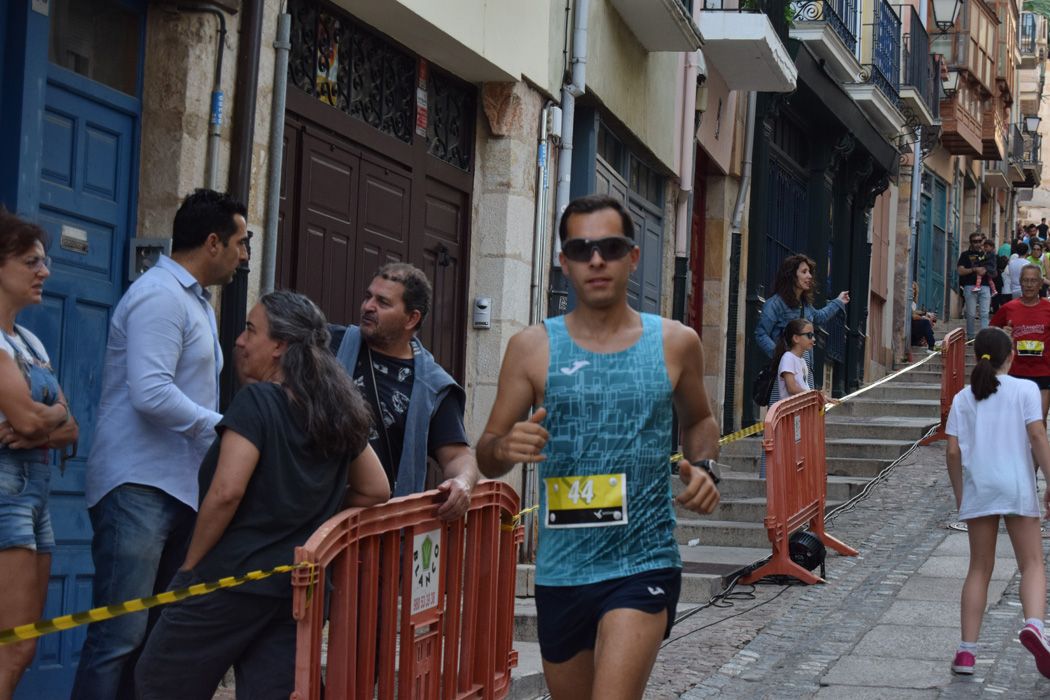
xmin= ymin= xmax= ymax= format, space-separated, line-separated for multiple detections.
xmin=544 ymin=473 xmax=627 ymax=528
xmin=1018 ymin=339 xmax=1045 ymax=357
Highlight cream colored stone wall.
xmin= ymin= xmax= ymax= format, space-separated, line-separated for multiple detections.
xmin=138 ymin=0 xmax=281 ymax=314
xmin=333 ymin=0 xmax=557 ymax=94
xmin=585 ymin=1 xmax=682 ymax=171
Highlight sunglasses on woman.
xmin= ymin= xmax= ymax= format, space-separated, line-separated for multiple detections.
xmin=562 ymin=236 xmax=635 ymax=263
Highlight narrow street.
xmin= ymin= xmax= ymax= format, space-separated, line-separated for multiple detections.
xmin=640 ymin=440 xmax=1050 ymax=699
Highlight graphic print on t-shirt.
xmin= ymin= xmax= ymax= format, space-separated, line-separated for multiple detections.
xmin=354 ymin=350 xmax=415 ymax=484
xmin=991 ymin=299 xmax=1050 ymax=377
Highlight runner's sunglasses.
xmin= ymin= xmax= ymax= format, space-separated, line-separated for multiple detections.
xmin=561 ymin=236 xmax=636 ymax=263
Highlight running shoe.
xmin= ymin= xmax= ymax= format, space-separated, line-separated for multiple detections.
xmin=951 ymin=650 xmax=975 ymax=675
xmin=1020 ymin=624 xmax=1050 ymax=678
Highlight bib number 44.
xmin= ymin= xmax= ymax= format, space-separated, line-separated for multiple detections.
xmin=544 ymin=473 xmax=627 ymax=528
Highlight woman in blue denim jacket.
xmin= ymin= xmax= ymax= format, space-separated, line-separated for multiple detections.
xmin=755 ymin=254 xmax=848 ymax=475
xmin=0 ymin=209 xmax=78 ymax=696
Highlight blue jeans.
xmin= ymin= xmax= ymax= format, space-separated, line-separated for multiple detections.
xmin=963 ymin=285 xmax=990 ymax=339
xmin=71 ymin=483 xmax=195 ymax=700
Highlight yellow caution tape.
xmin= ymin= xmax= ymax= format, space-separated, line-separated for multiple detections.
xmin=718 ymin=421 xmax=766 ymax=446
xmin=0 ymin=562 xmax=315 ymax=646
xmin=501 ymin=504 xmax=539 ymax=531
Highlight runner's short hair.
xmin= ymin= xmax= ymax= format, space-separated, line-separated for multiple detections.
xmin=559 ymin=195 xmax=634 ymax=242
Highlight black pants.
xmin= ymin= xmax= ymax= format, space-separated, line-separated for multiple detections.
xmin=911 ymin=319 xmax=935 ymax=348
xmin=134 ymin=570 xmax=296 ymax=700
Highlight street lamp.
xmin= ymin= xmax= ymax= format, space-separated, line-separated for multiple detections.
xmin=942 ymin=69 xmax=961 ymax=98
xmin=1026 ymin=114 xmax=1042 ymax=133
xmin=932 ymin=0 xmax=965 ymax=34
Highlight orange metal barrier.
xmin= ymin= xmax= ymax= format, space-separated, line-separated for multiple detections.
xmin=291 ymin=481 xmax=522 ymax=700
xmin=741 ymin=390 xmax=858 ymax=585
xmin=919 ymin=327 xmax=966 ymax=446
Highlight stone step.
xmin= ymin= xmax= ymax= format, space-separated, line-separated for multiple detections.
xmin=890 ymin=369 xmax=948 ymax=384
xmin=834 ymin=398 xmax=940 ymax=419
xmin=721 ymin=436 xmax=914 ymax=461
xmin=823 ymin=416 xmax=937 ymax=441
xmin=686 ymin=472 xmax=867 ymax=500
xmin=675 ymin=518 xmax=770 ymax=548
xmin=860 ymin=383 xmax=942 ymax=401
xmin=680 ymin=497 xmax=846 ymax=523
xmin=724 ymin=454 xmax=891 ymax=478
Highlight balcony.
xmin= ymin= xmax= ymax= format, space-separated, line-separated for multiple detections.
xmin=1020 ymin=12 xmax=1042 ymax=69
xmin=898 ymin=7 xmax=938 ymax=127
xmin=698 ymin=0 xmax=798 ymax=91
xmin=940 ymin=80 xmax=984 ymax=156
xmin=610 ymin=0 xmax=703 ymax=51
xmin=983 ymin=157 xmax=1012 ymax=188
xmin=980 ymin=98 xmax=1007 ymax=160
xmin=1006 ymin=124 xmax=1025 ymax=183
xmin=789 ymin=0 xmax=863 ymax=83
xmin=844 ymin=0 xmax=904 ymax=137
xmin=1022 ymin=131 xmax=1043 ymax=187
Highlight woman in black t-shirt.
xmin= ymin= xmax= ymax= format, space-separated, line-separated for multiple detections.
xmin=135 ymin=291 xmax=390 ymax=700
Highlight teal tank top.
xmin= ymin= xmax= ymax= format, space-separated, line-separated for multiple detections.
xmin=536 ymin=313 xmax=681 ymax=586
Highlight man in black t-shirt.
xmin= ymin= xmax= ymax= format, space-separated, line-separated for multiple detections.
xmin=331 ymin=263 xmax=479 ymax=520
xmin=1039 ymin=218 xmax=1049 ymax=240
xmin=957 ymin=232 xmax=998 ymax=339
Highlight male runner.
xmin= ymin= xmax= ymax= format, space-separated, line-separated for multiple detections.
xmin=992 ymin=263 xmax=1050 ymax=426
xmin=477 ymin=194 xmax=721 ymax=700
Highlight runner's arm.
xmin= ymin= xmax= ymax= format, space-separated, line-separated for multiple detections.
xmin=669 ymin=324 xmax=720 ymax=463
xmin=945 ymin=436 xmax=963 ymax=509
xmin=477 ymin=327 xmax=548 ymax=478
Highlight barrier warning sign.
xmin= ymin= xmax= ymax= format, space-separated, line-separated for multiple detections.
xmin=411 ymin=528 xmax=441 ymax=614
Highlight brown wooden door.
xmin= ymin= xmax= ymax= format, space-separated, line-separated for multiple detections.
xmin=278 ymin=115 xmax=469 ymax=379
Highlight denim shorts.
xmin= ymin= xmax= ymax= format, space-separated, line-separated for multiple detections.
xmin=0 ymin=451 xmax=55 ymax=553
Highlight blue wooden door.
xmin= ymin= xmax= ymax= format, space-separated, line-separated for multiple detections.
xmin=917 ymin=192 xmax=933 ymax=313
xmin=929 ymin=178 xmax=948 ymax=317
xmin=15 ymin=65 xmax=138 ymax=698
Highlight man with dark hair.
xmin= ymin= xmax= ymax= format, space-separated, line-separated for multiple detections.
xmin=1039 ymin=218 xmax=1049 ymax=240
xmin=958 ymin=232 xmax=997 ymax=339
xmin=477 ymin=194 xmax=721 ymax=698
xmin=72 ymin=189 xmax=248 ymax=700
xmin=558 ymin=193 xmax=635 ymax=243
xmin=330 ymin=262 xmax=478 ymax=519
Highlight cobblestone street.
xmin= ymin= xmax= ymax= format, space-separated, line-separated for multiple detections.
xmin=642 ymin=442 xmax=1050 ymax=699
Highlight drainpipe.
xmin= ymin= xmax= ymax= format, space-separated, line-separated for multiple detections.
xmin=730 ymin=93 xmax=757 ymax=237
xmin=178 ymin=3 xmax=227 ymax=190
xmin=549 ymin=0 xmax=589 ymax=314
xmin=672 ymin=49 xmax=701 ymax=323
xmin=904 ymin=131 xmax=922 ymax=356
xmin=219 ymin=0 xmax=264 ymax=409
xmin=261 ymin=10 xmax=292 ymax=295
xmin=530 ymin=102 xmax=555 ymax=325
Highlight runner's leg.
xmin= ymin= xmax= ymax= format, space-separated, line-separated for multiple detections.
xmin=590 ymin=607 xmax=666 ymax=700
xmin=961 ymin=515 xmax=999 ymax=643
xmin=542 ymin=650 xmax=595 ymax=700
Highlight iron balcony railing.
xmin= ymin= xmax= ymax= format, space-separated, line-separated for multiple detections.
xmin=900 ymin=7 xmax=931 ymax=104
xmin=928 ymin=54 xmax=942 ymax=121
xmin=1023 ymin=132 xmax=1043 ymax=166
xmin=1021 ymin=12 xmax=1037 ymax=56
xmin=791 ymin=0 xmax=859 ymax=55
xmin=1012 ymin=124 xmax=1025 ymax=163
xmin=867 ymin=0 xmax=901 ymax=103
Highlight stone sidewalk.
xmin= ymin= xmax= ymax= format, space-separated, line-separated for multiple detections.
xmin=655 ymin=442 xmax=1050 ymax=699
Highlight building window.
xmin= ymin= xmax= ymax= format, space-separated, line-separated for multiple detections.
xmin=287 ymin=0 xmax=475 ymax=169
xmin=48 ymin=0 xmax=141 ymax=96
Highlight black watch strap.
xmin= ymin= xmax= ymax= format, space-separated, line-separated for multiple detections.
xmin=695 ymin=458 xmax=721 ymax=484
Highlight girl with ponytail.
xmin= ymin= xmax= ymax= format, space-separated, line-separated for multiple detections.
xmin=946 ymin=327 xmax=1050 ymax=678
xmin=136 ymin=291 xmax=390 ymax=697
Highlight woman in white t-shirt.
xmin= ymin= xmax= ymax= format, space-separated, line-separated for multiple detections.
xmin=0 ymin=209 xmax=79 ymax=695
xmin=945 ymin=327 xmax=1050 ymax=678
xmin=774 ymin=318 xmax=814 ymax=399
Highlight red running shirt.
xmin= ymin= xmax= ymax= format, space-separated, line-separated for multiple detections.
xmin=991 ymin=298 xmax=1050 ymax=377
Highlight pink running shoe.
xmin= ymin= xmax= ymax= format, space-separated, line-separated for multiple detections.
xmin=951 ymin=650 xmax=975 ymax=675
xmin=1020 ymin=624 xmax=1050 ymax=678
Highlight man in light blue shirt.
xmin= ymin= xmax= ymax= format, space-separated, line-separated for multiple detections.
xmin=72 ymin=189 xmax=249 ymax=700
